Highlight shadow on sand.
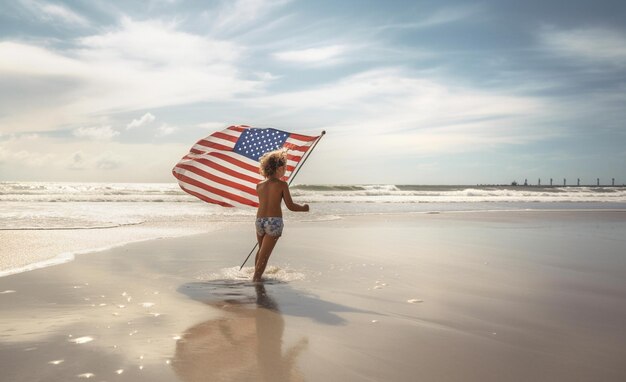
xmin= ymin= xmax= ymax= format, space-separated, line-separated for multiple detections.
xmin=173 ymin=280 xmax=373 ymax=381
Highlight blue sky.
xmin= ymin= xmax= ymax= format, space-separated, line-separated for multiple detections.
xmin=0 ymin=0 xmax=625 ymax=185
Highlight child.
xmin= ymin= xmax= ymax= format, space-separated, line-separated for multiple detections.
xmin=253 ymin=149 xmax=309 ymax=282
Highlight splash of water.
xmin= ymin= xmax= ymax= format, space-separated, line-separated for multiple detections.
xmin=198 ymin=265 xmax=305 ymax=283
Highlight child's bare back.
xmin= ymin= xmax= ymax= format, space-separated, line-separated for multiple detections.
xmin=256 ymin=178 xmax=306 ymax=218
xmin=253 ymin=150 xmax=309 ymax=282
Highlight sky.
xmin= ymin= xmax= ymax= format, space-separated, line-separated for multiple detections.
xmin=0 ymin=0 xmax=625 ymax=185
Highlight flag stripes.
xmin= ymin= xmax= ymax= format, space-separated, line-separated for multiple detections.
xmin=173 ymin=125 xmax=320 ymax=208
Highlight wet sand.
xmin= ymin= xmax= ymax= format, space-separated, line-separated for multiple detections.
xmin=0 ymin=220 xmax=231 ymax=277
xmin=1 ymin=210 xmax=626 ymax=381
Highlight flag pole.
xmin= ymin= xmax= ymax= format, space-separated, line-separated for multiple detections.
xmin=287 ymin=130 xmax=326 ymax=186
xmin=239 ymin=130 xmax=326 ymax=270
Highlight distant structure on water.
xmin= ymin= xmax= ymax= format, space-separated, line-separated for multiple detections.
xmin=507 ymin=176 xmax=621 ymax=187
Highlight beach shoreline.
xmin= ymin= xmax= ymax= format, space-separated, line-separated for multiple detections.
xmin=1 ymin=210 xmax=626 ymax=381
xmin=0 ymin=220 xmax=236 ymax=278
xmin=3 ymin=206 xmax=626 ymax=279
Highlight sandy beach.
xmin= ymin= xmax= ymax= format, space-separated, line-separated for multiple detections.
xmin=4 ymin=0 xmax=626 ymax=380
xmin=1 ymin=210 xmax=626 ymax=381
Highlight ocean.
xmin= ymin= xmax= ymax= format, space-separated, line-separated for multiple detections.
xmin=2 ymin=181 xmax=626 ymax=229
xmin=2 ymin=181 xmax=626 ymax=277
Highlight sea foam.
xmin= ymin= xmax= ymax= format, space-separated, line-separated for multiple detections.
xmin=199 ymin=266 xmax=306 ymax=283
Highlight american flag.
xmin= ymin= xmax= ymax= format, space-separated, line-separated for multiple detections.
xmin=172 ymin=125 xmax=321 ymax=208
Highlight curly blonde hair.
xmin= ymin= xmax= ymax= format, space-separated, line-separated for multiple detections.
xmin=259 ymin=149 xmax=287 ymax=177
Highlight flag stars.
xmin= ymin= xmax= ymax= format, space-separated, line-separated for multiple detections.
xmin=233 ymin=128 xmax=290 ymax=161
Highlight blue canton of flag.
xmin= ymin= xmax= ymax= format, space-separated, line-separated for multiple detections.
xmin=232 ymin=128 xmax=289 ymax=161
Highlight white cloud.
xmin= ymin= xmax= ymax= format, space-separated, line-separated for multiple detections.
xmin=375 ymin=5 xmax=483 ymax=31
xmin=0 ymin=145 xmax=55 ymax=167
xmin=255 ymin=71 xmax=280 ymax=81
xmin=0 ymin=41 xmax=81 ymax=76
xmin=95 ymin=151 xmax=123 ymax=170
xmin=0 ymin=18 xmax=261 ymax=134
xmin=73 ymin=126 xmax=120 ymax=140
xmin=65 ymin=150 xmax=122 ymax=171
xmin=127 ymin=112 xmax=156 ymax=130
xmin=19 ymin=0 xmax=90 ymax=27
xmin=541 ymin=27 xmax=626 ymax=65
xmin=78 ymin=17 xmax=240 ymax=66
xmin=414 ymin=5 xmax=482 ymax=28
xmin=253 ymin=68 xmax=551 ymax=155
xmin=273 ymin=44 xmax=348 ymax=65
xmin=0 ymin=133 xmax=188 ymax=181
xmin=156 ymin=123 xmax=178 ymax=137
xmin=67 ymin=151 xmax=85 ymax=170
xmin=259 ymin=68 xmax=538 ymax=112
xmin=211 ymin=0 xmax=291 ymax=33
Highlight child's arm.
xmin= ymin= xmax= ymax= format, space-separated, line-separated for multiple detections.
xmin=281 ymin=182 xmax=309 ymax=212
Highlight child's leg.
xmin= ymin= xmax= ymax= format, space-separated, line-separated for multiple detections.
xmin=253 ymin=235 xmax=280 ymax=282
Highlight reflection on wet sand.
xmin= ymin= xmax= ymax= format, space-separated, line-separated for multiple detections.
xmin=173 ymin=283 xmax=307 ymax=382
